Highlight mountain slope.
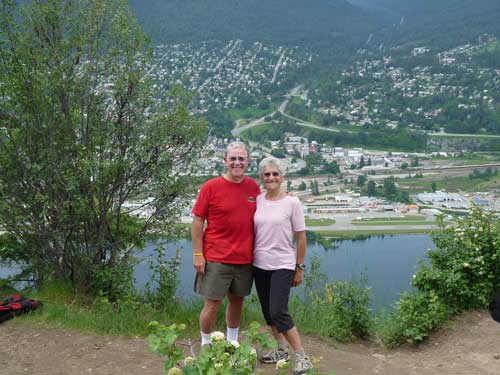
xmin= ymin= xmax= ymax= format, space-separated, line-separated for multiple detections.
xmin=354 ymin=0 xmax=500 ymax=48
xmin=128 ymin=0 xmax=381 ymax=49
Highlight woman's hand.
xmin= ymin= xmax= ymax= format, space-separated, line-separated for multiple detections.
xmin=292 ymin=269 xmax=304 ymax=287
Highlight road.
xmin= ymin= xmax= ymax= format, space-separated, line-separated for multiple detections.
xmin=232 ymin=84 xmax=346 ymax=136
xmin=271 ymin=48 xmax=286 ymax=84
xmin=231 ymin=84 xmax=499 ymax=140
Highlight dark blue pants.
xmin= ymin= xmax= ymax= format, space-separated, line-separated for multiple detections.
xmin=253 ymin=266 xmax=295 ymax=333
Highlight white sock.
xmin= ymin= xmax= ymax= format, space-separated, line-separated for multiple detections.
xmin=226 ymin=327 xmax=239 ymax=342
xmin=201 ymin=331 xmax=212 ymax=346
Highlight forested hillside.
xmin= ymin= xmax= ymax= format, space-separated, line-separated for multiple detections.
xmin=128 ymin=0 xmax=381 ymax=50
xmin=354 ymin=0 xmax=500 ymax=49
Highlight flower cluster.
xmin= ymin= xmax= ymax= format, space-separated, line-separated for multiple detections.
xmin=148 ymin=321 xmax=271 ymax=375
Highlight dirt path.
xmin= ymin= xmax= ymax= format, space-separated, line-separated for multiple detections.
xmin=1 ymin=311 xmax=499 ymax=375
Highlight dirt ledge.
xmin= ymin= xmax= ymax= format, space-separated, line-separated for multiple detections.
xmin=0 ymin=310 xmax=499 ymax=375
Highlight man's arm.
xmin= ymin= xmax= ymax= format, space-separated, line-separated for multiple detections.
xmin=192 ymin=215 xmax=206 ymax=274
xmin=292 ymin=230 xmax=307 ymax=287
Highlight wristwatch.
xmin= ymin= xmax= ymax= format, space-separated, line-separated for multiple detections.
xmin=296 ymin=263 xmax=306 ymax=271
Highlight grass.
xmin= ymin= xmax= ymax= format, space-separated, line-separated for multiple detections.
xmin=351 ymin=215 xmax=436 ymax=226
xmin=6 ymin=283 xmax=264 ymax=338
xmin=226 ymin=107 xmax=271 ymax=121
xmin=352 ymin=220 xmax=437 ymax=226
xmin=305 ymin=218 xmax=336 ymax=226
xmin=313 ymin=228 xmax=436 ymax=239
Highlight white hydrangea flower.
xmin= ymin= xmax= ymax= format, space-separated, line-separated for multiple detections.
xmin=183 ymin=356 xmax=195 ymax=366
xmin=276 ymin=359 xmax=289 ymax=369
xmin=167 ymin=367 xmax=182 ymax=375
xmin=463 ymin=262 xmax=470 ymax=268
xmin=230 ymin=340 xmax=240 ymax=348
xmin=210 ymin=331 xmax=225 ymax=341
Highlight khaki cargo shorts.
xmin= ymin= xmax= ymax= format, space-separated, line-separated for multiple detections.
xmin=195 ymin=261 xmax=253 ymax=300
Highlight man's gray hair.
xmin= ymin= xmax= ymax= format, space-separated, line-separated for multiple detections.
xmin=258 ymin=157 xmax=285 ymax=176
xmin=226 ymin=140 xmax=249 ymax=157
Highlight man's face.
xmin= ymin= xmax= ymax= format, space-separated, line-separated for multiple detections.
xmin=224 ymin=147 xmax=249 ymax=181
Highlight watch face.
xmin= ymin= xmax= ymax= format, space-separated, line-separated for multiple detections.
xmin=296 ymin=263 xmax=306 ymax=270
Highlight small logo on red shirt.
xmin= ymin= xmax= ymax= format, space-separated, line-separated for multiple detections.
xmin=248 ymin=196 xmax=256 ymax=202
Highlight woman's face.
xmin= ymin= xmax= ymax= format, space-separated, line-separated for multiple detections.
xmin=261 ymin=165 xmax=284 ymax=191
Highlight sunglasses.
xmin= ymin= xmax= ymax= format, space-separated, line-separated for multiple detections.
xmin=228 ymin=156 xmax=247 ymax=162
xmin=263 ymin=172 xmax=280 ymax=177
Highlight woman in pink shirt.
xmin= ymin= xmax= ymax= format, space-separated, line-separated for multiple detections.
xmin=253 ymin=157 xmax=313 ymax=375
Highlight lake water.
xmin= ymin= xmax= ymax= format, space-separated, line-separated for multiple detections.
xmin=134 ymin=234 xmax=435 ymax=309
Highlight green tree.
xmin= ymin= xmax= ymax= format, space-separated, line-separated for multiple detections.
xmin=298 ymin=181 xmax=307 ymax=191
xmin=325 ymin=161 xmax=340 ymax=174
xmin=0 ymin=0 xmax=204 ymax=297
xmin=358 ymin=155 xmax=365 ymax=169
xmin=270 ymin=148 xmax=285 ymax=158
xmin=383 ymin=177 xmax=398 ymax=198
xmin=298 ymin=167 xmax=310 ymax=176
xmin=401 ymin=162 xmax=409 ymax=170
xmin=367 ymin=181 xmax=377 ymax=196
xmin=356 ymin=175 xmax=367 ymax=187
xmin=431 ymin=182 xmax=437 ymax=192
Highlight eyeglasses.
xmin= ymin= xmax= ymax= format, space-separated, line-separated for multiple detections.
xmin=263 ymin=172 xmax=280 ymax=177
xmin=228 ymin=156 xmax=247 ymax=162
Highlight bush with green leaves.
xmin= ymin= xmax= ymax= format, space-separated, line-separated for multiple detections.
xmin=414 ymin=207 xmax=500 ymax=311
xmin=148 ymin=321 xmax=271 ymax=375
xmin=292 ymin=258 xmax=372 ymax=343
xmin=378 ymin=291 xmax=452 ymax=347
xmin=313 ymin=280 xmax=372 ymax=342
xmin=377 ymin=206 xmax=500 ymax=347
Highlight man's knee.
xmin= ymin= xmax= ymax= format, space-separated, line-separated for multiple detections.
xmin=202 ymin=298 xmax=222 ymax=314
xmin=226 ymin=292 xmax=244 ymax=305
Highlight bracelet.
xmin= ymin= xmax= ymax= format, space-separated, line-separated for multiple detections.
xmin=193 ymin=252 xmax=203 ymax=256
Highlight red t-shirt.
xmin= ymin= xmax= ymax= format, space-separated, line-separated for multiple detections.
xmin=192 ymin=176 xmax=261 ymax=264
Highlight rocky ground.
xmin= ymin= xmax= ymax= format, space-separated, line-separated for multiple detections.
xmin=1 ymin=310 xmax=499 ymax=375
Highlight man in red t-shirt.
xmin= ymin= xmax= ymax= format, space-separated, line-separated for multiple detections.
xmin=192 ymin=141 xmax=260 ymax=346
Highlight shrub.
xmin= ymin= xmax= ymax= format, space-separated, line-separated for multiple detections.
xmin=292 ymin=274 xmax=372 ymax=342
xmin=414 ymin=207 xmax=500 ymax=311
xmin=378 ymin=291 xmax=452 ymax=347
xmin=318 ymin=280 xmax=372 ymax=341
xmin=377 ymin=206 xmax=500 ymax=347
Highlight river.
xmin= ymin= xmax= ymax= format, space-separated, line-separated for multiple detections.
xmin=134 ymin=234 xmax=435 ymax=309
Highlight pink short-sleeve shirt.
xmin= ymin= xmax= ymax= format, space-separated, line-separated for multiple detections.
xmin=253 ymin=194 xmax=306 ymax=271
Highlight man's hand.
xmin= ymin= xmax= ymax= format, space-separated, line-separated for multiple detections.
xmin=192 ymin=215 xmax=206 ymax=274
xmin=292 ymin=269 xmax=303 ymax=287
xmin=194 ymin=254 xmax=206 ymax=274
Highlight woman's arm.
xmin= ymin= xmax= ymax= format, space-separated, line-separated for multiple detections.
xmin=292 ymin=230 xmax=307 ymax=287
